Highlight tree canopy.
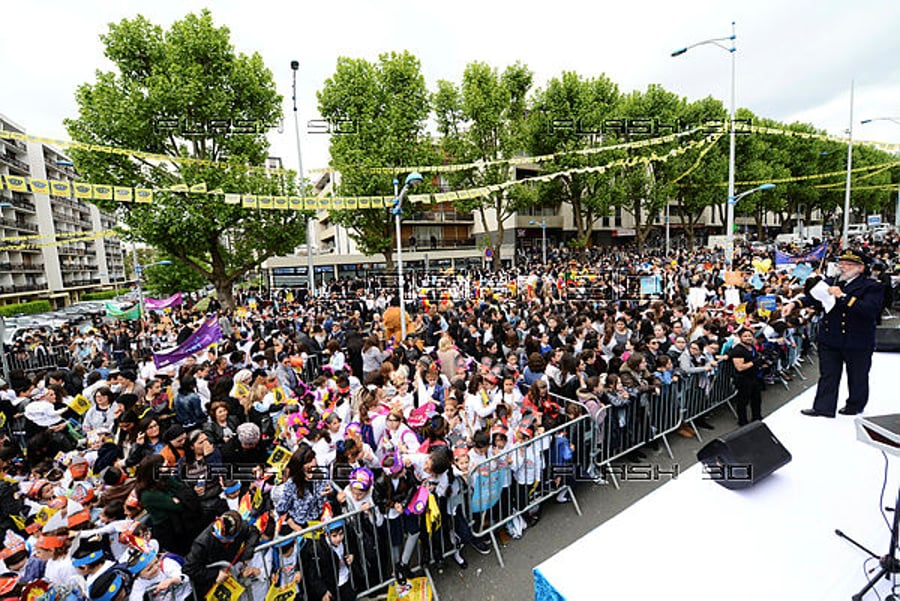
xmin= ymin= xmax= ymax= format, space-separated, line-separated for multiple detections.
xmin=65 ymin=10 xmax=308 ymax=308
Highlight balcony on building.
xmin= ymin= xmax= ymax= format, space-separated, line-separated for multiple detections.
xmin=0 ymin=152 xmax=29 ymax=173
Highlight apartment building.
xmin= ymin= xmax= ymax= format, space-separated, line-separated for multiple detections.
xmin=265 ymin=165 xmax=797 ymax=288
xmin=0 ymin=114 xmax=125 ymax=306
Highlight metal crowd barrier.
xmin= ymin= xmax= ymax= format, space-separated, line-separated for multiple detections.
xmin=465 ymin=411 xmax=593 ymax=567
xmin=679 ymin=361 xmax=738 ymax=442
xmin=302 ymin=352 xmax=322 ymax=382
xmin=231 ymin=505 xmax=448 ymax=601
xmin=557 ymin=365 xmax=739 ymax=489
xmin=6 ymin=343 xmax=72 ymax=374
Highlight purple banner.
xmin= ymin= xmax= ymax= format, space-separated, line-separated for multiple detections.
xmin=775 ymin=243 xmax=828 ymax=267
xmin=153 ymin=316 xmax=222 ymax=368
xmin=145 ymin=292 xmax=183 ymax=311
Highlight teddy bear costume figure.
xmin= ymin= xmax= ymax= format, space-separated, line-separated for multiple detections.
xmin=383 ymin=306 xmax=413 ymax=342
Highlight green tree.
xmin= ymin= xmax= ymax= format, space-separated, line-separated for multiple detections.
xmin=614 ymin=84 xmax=689 ymax=251
xmin=434 ymin=61 xmax=533 ymax=268
xmin=317 ymin=51 xmax=436 ymax=271
xmin=142 ymin=253 xmax=207 ymax=297
xmin=64 ymin=10 xmax=307 ymax=309
xmin=669 ymin=96 xmax=728 ymax=250
xmin=525 ymin=71 xmax=622 ymax=248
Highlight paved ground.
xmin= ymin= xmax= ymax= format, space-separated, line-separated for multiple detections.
xmin=428 ymin=357 xmax=820 ymax=601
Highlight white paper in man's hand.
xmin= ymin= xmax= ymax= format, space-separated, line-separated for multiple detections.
xmin=809 ymin=280 xmax=836 ymax=313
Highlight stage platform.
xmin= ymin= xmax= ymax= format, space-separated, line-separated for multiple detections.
xmin=535 ymin=352 xmax=900 ymax=601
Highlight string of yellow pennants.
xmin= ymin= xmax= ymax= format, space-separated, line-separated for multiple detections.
xmin=1 ymin=135 xmax=720 ymax=211
xmin=0 ymin=229 xmax=117 ymax=251
xmin=670 ymin=134 xmax=725 ymax=185
xmin=2 ymin=122 xmax=895 ymax=185
xmin=0 ymin=129 xmax=291 ymax=176
xmin=814 ymin=183 xmax=900 ymax=192
xmin=3 ymin=121 xmax=894 ymax=210
xmin=0 ymin=229 xmax=115 ymax=243
xmin=734 ymin=123 xmax=900 ymax=153
xmin=309 ymin=126 xmax=710 ymax=174
xmin=681 ymin=159 xmax=900 ymax=188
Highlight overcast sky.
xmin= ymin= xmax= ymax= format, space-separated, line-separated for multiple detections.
xmin=2 ymin=0 xmax=899 ymax=177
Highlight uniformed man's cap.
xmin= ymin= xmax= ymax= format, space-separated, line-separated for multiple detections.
xmin=837 ymin=250 xmax=867 ymax=265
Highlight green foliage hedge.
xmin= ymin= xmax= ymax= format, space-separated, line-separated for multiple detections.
xmin=81 ymin=290 xmax=120 ymax=301
xmin=0 ymin=300 xmax=51 ymax=317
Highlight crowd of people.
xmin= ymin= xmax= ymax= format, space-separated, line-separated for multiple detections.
xmin=0 ymin=230 xmax=895 ymax=600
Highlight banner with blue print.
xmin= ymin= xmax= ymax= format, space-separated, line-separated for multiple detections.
xmin=775 ymin=243 xmax=828 ymax=267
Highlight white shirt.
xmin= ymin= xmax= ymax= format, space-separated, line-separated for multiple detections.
xmin=329 ymin=541 xmax=351 ymax=586
xmin=511 ymin=444 xmax=543 ymax=485
xmin=405 ymin=453 xmax=449 ymax=497
xmin=44 ymin=557 xmax=78 ymax=587
xmin=129 ymin=557 xmax=191 ymax=601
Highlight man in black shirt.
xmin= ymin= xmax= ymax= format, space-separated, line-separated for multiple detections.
xmin=727 ymin=327 xmax=764 ymax=426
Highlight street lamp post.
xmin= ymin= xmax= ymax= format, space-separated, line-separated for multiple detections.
xmin=861 ymin=117 xmax=900 ymax=228
xmin=391 ymin=172 xmax=424 ymax=341
xmin=842 ymin=81 xmax=854 ymax=249
xmin=673 ymin=21 xmax=737 ymax=265
xmin=665 ymin=203 xmax=671 ymax=255
xmin=290 ymin=60 xmax=314 ymax=299
xmin=529 ymin=219 xmax=547 ymax=264
xmin=728 ymin=184 xmax=776 ymax=253
xmin=731 ymin=183 xmax=776 ymax=204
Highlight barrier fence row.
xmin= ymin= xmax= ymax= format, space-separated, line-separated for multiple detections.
xmin=18 ymin=320 xmax=820 ymax=600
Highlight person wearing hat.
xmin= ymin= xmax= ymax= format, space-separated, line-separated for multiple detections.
xmin=782 ymin=249 xmax=884 ymax=417
xmin=127 ymin=546 xmax=190 ymax=601
xmin=371 ymin=451 xmax=425 ymax=585
xmin=252 ymin=520 xmax=304 ymax=598
xmin=304 ymin=518 xmax=362 ymax=601
xmin=72 ymin=535 xmax=114 ymax=597
xmin=183 ymin=511 xmax=259 ymax=598
xmin=34 ymin=530 xmax=77 ymax=586
xmin=88 ymin=565 xmax=133 ymax=601
xmin=0 ymin=531 xmax=29 ymax=577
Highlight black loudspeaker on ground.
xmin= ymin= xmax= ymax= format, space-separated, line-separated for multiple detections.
xmin=696 ymin=422 xmax=792 ymax=490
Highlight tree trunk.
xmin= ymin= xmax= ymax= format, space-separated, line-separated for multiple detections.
xmin=383 ymin=251 xmax=395 ymax=276
xmin=214 ymin=279 xmax=236 ymax=310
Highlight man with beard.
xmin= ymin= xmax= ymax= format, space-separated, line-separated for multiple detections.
xmin=782 ymin=250 xmax=883 ymax=417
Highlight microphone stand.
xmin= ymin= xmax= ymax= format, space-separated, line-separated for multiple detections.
xmin=837 ymin=485 xmax=900 ymax=601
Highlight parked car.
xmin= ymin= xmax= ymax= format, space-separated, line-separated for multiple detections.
xmin=749 ymin=241 xmax=772 ymax=254
xmin=846 ymin=224 xmax=868 ymax=237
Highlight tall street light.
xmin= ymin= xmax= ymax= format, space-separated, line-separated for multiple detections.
xmin=672 ymin=22 xmax=737 ymax=265
xmin=135 ymin=260 xmax=171 ymax=318
xmin=840 ymin=81 xmax=855 ymax=249
xmin=729 ymin=184 xmax=776 ymax=248
xmin=290 ymin=60 xmax=314 ymax=299
xmin=529 ymin=219 xmax=547 ymax=264
xmin=390 ymin=172 xmax=424 ymax=341
xmin=861 ymin=116 xmax=900 ymax=228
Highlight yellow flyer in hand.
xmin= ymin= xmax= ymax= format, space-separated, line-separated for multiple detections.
xmin=204 ymin=575 xmax=244 ymax=601
xmin=67 ymin=394 xmax=91 ymax=415
xmin=267 ymin=445 xmax=291 ymax=472
xmin=264 ymin=582 xmax=295 ymax=601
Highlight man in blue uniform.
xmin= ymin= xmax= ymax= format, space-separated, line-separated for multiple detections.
xmin=781 ymin=250 xmax=883 ymax=417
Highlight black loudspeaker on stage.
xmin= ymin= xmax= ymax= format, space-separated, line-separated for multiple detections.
xmin=696 ymin=422 xmax=792 ymax=490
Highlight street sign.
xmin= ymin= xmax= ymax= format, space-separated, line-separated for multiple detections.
xmin=485 ymin=248 xmax=493 ymax=258
xmin=868 ymin=214 xmax=881 ymax=227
